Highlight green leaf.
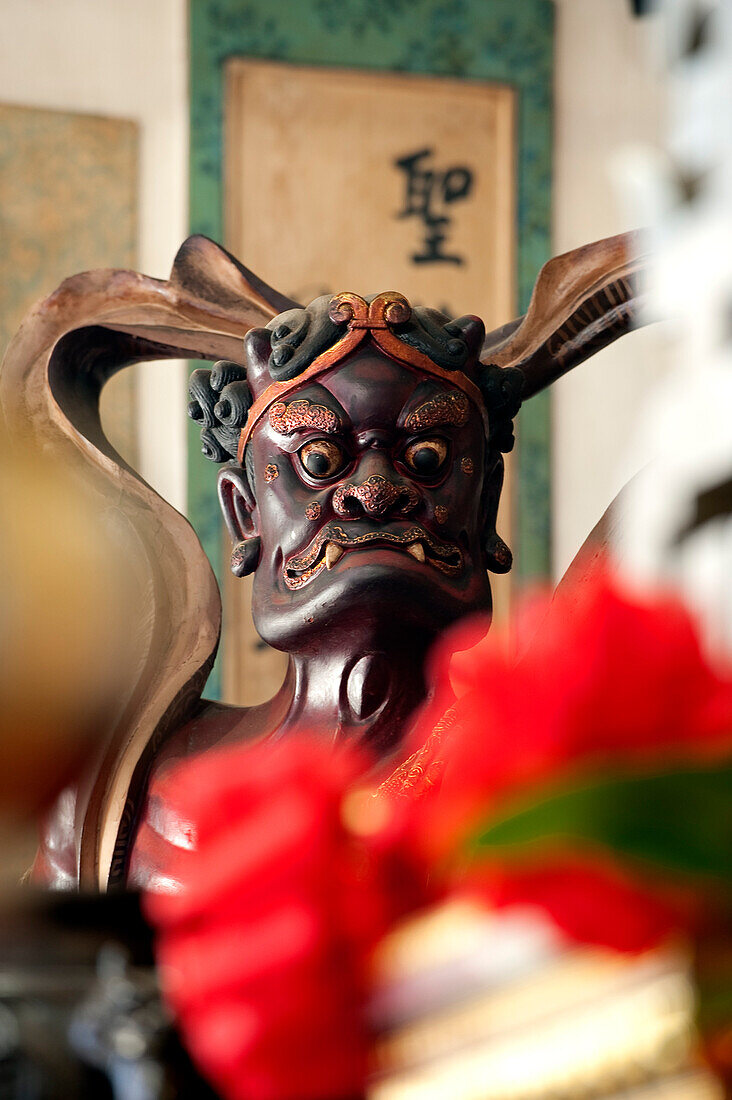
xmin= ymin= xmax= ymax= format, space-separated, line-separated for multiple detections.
xmin=468 ymin=762 xmax=732 ymax=888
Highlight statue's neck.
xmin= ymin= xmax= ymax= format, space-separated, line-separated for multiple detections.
xmin=272 ymin=629 xmax=435 ymax=760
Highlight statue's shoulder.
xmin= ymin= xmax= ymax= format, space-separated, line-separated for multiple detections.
xmin=126 ymin=700 xmax=264 ymax=891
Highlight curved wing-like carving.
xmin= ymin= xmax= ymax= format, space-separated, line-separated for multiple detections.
xmin=482 ymin=231 xmax=648 ymax=397
xmin=0 ymin=235 xmax=299 ymax=890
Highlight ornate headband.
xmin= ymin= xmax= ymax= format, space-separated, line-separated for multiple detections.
xmin=236 ymin=290 xmax=486 ymax=463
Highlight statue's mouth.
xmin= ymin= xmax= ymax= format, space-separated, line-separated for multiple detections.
xmin=283 ymin=522 xmax=464 ymax=591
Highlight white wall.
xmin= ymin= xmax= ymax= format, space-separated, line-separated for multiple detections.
xmin=0 ymin=0 xmax=189 ymax=513
xmin=552 ymin=0 xmax=670 ymax=578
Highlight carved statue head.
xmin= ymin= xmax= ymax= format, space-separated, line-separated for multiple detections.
xmin=188 ymin=291 xmax=524 ymax=653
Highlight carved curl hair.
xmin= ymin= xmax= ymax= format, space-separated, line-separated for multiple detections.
xmin=187 ymin=294 xmax=524 ymax=471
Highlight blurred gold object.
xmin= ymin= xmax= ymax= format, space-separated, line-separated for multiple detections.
xmin=369 ymin=901 xmax=721 ymax=1100
xmin=0 ymin=438 xmax=136 ymax=822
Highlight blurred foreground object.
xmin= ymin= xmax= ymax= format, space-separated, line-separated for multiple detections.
xmin=408 ymin=565 xmax=732 ymax=950
xmin=0 ymin=439 xmax=136 ymax=834
xmin=146 ymin=567 xmax=732 ymax=1100
xmin=618 ymin=0 xmax=732 ymax=652
xmin=370 ymin=902 xmax=716 ymax=1100
xmin=0 ymin=219 xmax=648 ymax=889
xmin=145 ymin=738 xmax=428 ymax=1100
xmin=0 ymin=890 xmax=215 ymax=1098
xmin=610 ymin=1 xmax=732 ymax=1083
xmin=0 ymin=441 xmax=194 ymax=1094
xmin=381 ymin=566 xmax=732 ymax=1099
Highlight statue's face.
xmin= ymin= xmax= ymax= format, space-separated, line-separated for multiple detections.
xmin=246 ymin=347 xmax=493 ymax=651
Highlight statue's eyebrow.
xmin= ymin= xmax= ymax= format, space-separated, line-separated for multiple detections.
xmin=403 ymin=391 xmax=470 ymax=432
xmin=268 ymin=398 xmax=343 ymax=436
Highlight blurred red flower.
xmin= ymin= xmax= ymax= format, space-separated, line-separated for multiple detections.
xmin=413 ymin=564 xmax=732 ymax=853
xmin=457 ymin=851 xmax=698 ymax=953
xmin=145 ymin=737 xmax=427 ymax=1100
xmin=144 ymin=561 xmax=732 ymax=1100
xmin=407 ymin=562 xmax=732 ymax=951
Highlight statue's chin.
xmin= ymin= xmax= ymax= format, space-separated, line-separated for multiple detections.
xmin=251 ymin=553 xmax=492 ymax=654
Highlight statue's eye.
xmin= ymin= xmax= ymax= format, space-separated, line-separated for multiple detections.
xmin=403 ymin=437 xmax=449 ymax=477
xmin=299 ymin=439 xmax=346 ymax=479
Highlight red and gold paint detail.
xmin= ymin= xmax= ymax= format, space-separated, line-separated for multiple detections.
xmin=236 ymin=290 xmax=488 ymax=462
xmin=268 ymin=399 xmax=339 ymax=436
xmin=404 ymin=391 xmax=470 ymax=432
xmin=305 ymin=502 xmax=321 ymax=520
xmin=284 ymin=522 xmax=463 ymax=591
xmin=264 ymin=463 xmax=279 ymax=483
xmin=461 ymin=457 xmax=474 ymax=476
xmin=332 ymin=475 xmax=419 ymax=519
xmin=434 ymin=505 xmax=448 ymax=525
xmin=377 ymin=703 xmax=460 ymax=800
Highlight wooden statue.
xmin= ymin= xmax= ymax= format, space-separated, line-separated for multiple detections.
xmin=0 ymin=232 xmax=644 ymax=890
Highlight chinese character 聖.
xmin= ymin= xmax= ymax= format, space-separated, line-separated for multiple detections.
xmin=394 ymin=148 xmax=474 ymax=265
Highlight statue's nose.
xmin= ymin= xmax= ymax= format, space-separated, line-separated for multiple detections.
xmin=332 ymin=472 xmax=420 ymax=519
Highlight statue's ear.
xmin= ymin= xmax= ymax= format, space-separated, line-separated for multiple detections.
xmin=218 ymin=465 xmax=258 ymax=542
xmin=481 ymin=454 xmax=513 ymax=575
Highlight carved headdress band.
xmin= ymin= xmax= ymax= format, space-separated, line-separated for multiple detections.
xmin=236 ymin=290 xmax=486 ymax=463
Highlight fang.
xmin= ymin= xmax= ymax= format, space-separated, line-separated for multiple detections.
xmin=325 ymin=542 xmax=344 ymax=570
xmin=406 ymin=542 xmax=426 ymax=563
